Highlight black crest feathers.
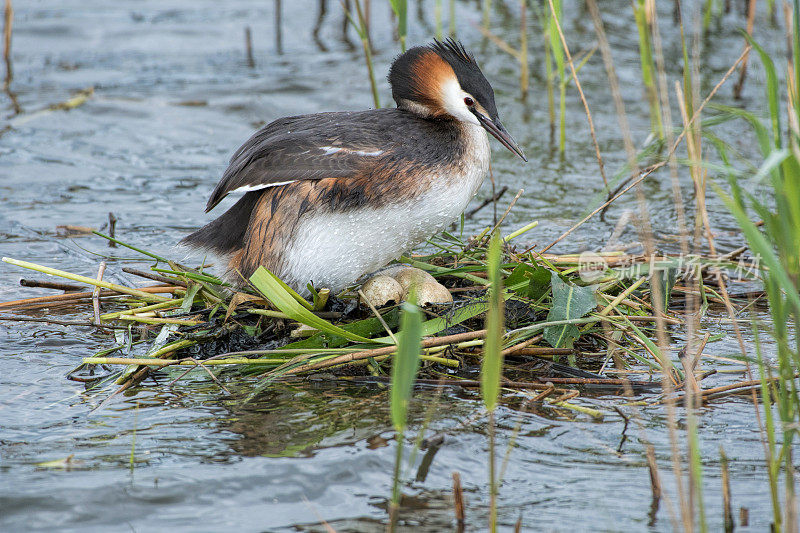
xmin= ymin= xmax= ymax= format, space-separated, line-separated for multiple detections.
xmin=429 ymin=38 xmax=475 ymax=66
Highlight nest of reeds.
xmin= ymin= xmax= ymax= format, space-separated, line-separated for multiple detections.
xmin=0 ymin=226 xmax=762 ymax=414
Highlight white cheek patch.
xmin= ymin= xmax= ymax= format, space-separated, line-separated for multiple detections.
xmin=440 ymin=79 xmax=480 ymax=126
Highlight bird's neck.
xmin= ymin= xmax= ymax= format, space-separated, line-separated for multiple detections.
xmin=396 ymin=99 xmax=449 ymax=120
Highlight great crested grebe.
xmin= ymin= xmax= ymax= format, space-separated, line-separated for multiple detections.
xmin=182 ymin=39 xmax=526 ymax=293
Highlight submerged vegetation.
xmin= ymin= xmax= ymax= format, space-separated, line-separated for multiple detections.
xmin=2 ymin=0 xmax=800 ymax=530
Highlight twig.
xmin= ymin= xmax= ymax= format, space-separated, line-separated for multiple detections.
xmin=19 ymin=278 xmax=83 ymax=292
xmin=122 ymin=267 xmax=189 ymax=288
xmin=721 ymin=447 xmax=734 ymax=532
xmin=358 ymin=289 xmax=397 ymax=344
xmin=646 ymin=444 xmax=662 ymax=511
xmin=500 ymin=335 xmax=541 ymax=356
xmin=465 ymin=186 xmax=509 ymax=220
xmin=0 ymin=285 xmax=181 ymax=310
xmin=532 ymin=385 xmax=555 ymax=401
xmin=0 ymin=315 xmax=129 ymax=329
xmin=452 ymin=472 xmax=465 ymax=532
xmin=484 ymin=188 xmax=523 ymax=242
xmin=274 ymin=0 xmax=283 ymax=54
xmin=2 ymin=257 xmax=173 ymax=302
xmin=165 ymin=357 xmax=231 ymax=394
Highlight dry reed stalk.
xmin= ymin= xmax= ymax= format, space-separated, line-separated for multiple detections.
xmin=0 ymin=285 xmax=181 ymax=310
xmin=546 ymin=0 xmax=608 ymax=189
xmin=283 ymin=329 xmax=486 ymax=374
xmin=274 ymin=0 xmax=283 ymax=54
xmin=500 ymin=335 xmax=542 ymax=356
xmin=583 ymin=5 xmax=710 ymax=528
xmin=512 ymin=347 xmax=572 ymax=357
xmin=3 ymin=0 xmax=11 ymax=88
xmin=244 ymin=26 xmax=255 ymax=68
xmin=452 ymin=472 xmax=465 ymax=532
xmin=122 ymin=267 xmax=189 ymax=287
xmin=721 ymin=447 xmax=734 ymax=532
xmin=733 ymin=0 xmax=757 ymax=98
xmin=646 ymin=444 xmax=662 ymax=509
xmin=19 ymin=279 xmax=83 ymax=291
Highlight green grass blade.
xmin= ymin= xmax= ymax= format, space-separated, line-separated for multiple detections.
xmin=481 ymin=231 xmax=505 ymax=411
xmin=250 ymin=267 xmax=386 ymax=344
xmin=741 ymin=33 xmax=782 ymax=150
xmin=390 ymin=298 xmax=423 ymax=433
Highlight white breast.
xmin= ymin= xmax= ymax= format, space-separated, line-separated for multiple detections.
xmin=280 ymin=125 xmax=490 ymax=293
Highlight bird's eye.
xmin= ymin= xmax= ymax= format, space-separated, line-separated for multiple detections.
xmin=464 ymin=96 xmax=475 ymax=107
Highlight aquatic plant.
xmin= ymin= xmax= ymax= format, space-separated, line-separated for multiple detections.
xmin=712 ymin=18 xmax=800 ymax=531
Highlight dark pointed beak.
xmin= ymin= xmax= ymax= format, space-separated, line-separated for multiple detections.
xmin=473 ymin=111 xmax=527 ymax=162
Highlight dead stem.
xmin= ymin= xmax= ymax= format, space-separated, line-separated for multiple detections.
xmin=19 ymin=278 xmax=83 ymax=292
xmin=546 ymin=0 xmax=608 ymax=189
xmin=244 ymin=26 xmax=255 ymax=68
xmin=122 ymin=267 xmax=189 ymax=288
xmin=452 ymin=472 xmax=465 ymax=532
xmin=2 ymin=0 xmax=18 ymax=115
xmin=733 ymin=0 xmax=757 ymax=98
xmin=283 ymin=330 xmax=486 ymax=375
xmin=0 ymin=285 xmax=181 ymax=310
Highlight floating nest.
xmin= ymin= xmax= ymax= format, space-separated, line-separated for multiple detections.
xmin=0 ymin=228 xmax=764 ymax=415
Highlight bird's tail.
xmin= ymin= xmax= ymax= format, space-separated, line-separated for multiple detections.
xmin=180 ymin=191 xmax=261 ymax=255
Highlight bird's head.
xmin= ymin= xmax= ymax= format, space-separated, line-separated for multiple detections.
xmin=388 ymin=39 xmax=526 ymax=161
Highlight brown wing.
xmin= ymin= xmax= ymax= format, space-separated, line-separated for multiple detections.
xmin=205 ymin=110 xmax=401 ymax=212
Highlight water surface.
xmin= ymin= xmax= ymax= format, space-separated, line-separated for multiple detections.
xmin=0 ymin=1 xmax=786 ymax=531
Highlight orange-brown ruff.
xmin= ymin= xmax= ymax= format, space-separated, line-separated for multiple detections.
xmin=182 ymin=40 xmax=524 ymax=293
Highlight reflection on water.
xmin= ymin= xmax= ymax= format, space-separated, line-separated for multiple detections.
xmin=0 ymin=0 xmax=787 ymax=530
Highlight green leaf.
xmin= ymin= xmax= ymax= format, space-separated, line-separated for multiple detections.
xmin=283 ymin=308 xmax=401 ymax=350
xmin=481 ymin=232 xmax=505 ymax=411
xmin=650 ymin=267 xmax=678 ymax=314
xmin=389 ymin=0 xmax=407 ymax=51
xmin=390 ymin=298 xmax=423 ymax=432
xmin=371 ymin=299 xmax=494 ymax=345
xmin=250 ymin=267 xmax=387 ymax=344
xmin=741 ymin=33 xmax=782 ymax=151
xmin=505 ymin=263 xmax=551 ymax=299
xmin=543 ymin=273 xmax=597 ymax=349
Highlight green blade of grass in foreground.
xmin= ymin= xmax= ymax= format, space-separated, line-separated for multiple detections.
xmin=250 ymin=267 xmax=386 ymax=345
xmin=481 ymin=231 xmax=505 ymax=412
xmin=388 ymin=295 xmax=423 ymax=532
xmin=390 ymin=298 xmax=423 ymax=433
xmin=481 ymin=231 xmax=504 ymax=533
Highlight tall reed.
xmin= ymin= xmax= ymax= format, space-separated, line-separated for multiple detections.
xmin=388 ymin=297 xmax=423 ymax=531
xmin=389 ymin=0 xmax=407 ymax=52
xmin=714 ymin=11 xmax=800 ymax=526
xmin=632 ymin=0 xmax=664 ymax=139
xmin=344 ymin=0 xmax=381 ymax=108
xmin=481 ymin=232 xmax=505 ymax=533
xmin=545 ymin=0 xmax=566 ymax=152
